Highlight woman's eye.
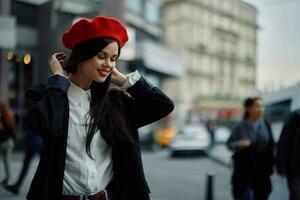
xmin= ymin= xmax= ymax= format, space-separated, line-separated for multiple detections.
xmin=97 ymin=54 xmax=106 ymax=59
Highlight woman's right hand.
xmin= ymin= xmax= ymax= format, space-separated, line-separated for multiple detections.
xmin=238 ymin=138 xmax=251 ymax=150
xmin=50 ymin=52 xmax=66 ymax=75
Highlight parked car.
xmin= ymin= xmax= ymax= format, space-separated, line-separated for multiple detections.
xmin=214 ymin=126 xmax=231 ymax=144
xmin=170 ymin=123 xmax=211 ymax=156
xmin=154 ymin=126 xmax=177 ymax=147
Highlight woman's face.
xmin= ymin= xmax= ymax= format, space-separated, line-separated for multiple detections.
xmin=248 ymin=99 xmax=264 ymax=120
xmin=77 ymin=41 xmax=119 ymax=83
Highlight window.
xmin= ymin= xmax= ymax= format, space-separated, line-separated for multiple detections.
xmin=126 ymin=0 xmax=143 ymax=14
xmin=12 ymin=1 xmax=38 ymax=27
xmin=145 ymin=0 xmax=161 ymax=24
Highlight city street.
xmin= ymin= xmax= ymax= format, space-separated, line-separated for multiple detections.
xmin=0 ymin=0 xmax=298 ymax=199
xmin=0 ymin=149 xmax=289 ymax=200
xmin=143 ymin=150 xmax=288 ymax=200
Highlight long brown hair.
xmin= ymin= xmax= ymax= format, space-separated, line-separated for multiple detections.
xmin=0 ymin=103 xmax=16 ymax=130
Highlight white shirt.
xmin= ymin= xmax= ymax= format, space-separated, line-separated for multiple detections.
xmin=62 ymin=71 xmax=141 ymax=195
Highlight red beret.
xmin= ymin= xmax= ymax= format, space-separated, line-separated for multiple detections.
xmin=62 ymin=16 xmax=128 ymax=49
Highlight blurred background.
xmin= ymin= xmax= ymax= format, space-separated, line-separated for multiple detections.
xmin=0 ymin=0 xmax=299 ymax=199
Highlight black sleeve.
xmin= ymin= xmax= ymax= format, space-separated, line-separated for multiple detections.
xmin=25 ymin=75 xmax=70 ymax=139
xmin=264 ymin=119 xmax=275 ymax=171
xmin=126 ymin=77 xmax=175 ymax=128
xmin=226 ymin=124 xmax=241 ymax=152
xmin=275 ymin=112 xmax=295 ymax=174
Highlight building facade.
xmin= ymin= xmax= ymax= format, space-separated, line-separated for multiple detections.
xmin=163 ymin=0 xmax=258 ymax=124
xmin=123 ymin=0 xmax=183 ymax=87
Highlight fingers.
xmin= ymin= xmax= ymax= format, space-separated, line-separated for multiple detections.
xmin=50 ymin=53 xmax=66 ymax=75
xmin=54 ymin=52 xmax=66 ymax=64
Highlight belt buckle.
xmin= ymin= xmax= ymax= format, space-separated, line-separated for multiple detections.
xmin=79 ymin=194 xmax=89 ymax=200
xmin=103 ymin=190 xmax=109 ymax=200
xmin=83 ymin=190 xmax=108 ymax=200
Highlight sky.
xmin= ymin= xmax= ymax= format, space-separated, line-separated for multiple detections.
xmin=243 ymin=0 xmax=300 ymax=91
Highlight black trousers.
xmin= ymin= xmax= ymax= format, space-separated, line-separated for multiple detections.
xmin=287 ymin=176 xmax=300 ymax=200
xmin=231 ymin=173 xmax=272 ymax=200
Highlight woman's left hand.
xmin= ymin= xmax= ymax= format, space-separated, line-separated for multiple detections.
xmin=111 ymin=68 xmax=128 ymax=87
xmin=50 ymin=53 xmax=68 ymax=76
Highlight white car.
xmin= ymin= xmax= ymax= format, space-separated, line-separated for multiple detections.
xmin=170 ymin=124 xmax=211 ymax=156
xmin=214 ymin=126 xmax=231 ymax=144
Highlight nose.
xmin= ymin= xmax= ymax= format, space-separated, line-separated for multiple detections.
xmin=103 ymin=58 xmax=112 ymax=69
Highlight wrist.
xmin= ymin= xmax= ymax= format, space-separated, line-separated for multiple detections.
xmin=53 ymin=72 xmax=63 ymax=75
xmin=52 ymin=71 xmax=68 ymax=79
xmin=52 ymin=69 xmax=64 ymax=75
xmin=114 ymin=73 xmax=128 ymax=87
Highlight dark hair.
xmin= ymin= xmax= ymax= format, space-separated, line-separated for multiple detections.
xmin=243 ymin=97 xmax=262 ymax=119
xmin=64 ymin=37 xmax=120 ymax=73
xmin=65 ymin=37 xmax=134 ymax=159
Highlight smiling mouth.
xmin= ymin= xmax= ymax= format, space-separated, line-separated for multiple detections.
xmin=97 ymin=69 xmax=109 ymax=77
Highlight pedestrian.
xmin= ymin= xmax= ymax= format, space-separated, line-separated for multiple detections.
xmin=206 ymin=120 xmax=216 ymax=145
xmin=24 ymin=15 xmax=174 ymax=200
xmin=227 ymin=97 xmax=274 ymax=200
xmin=0 ymin=103 xmax=17 ymax=186
xmin=276 ymin=109 xmax=300 ymax=200
xmin=4 ymin=117 xmax=43 ymax=195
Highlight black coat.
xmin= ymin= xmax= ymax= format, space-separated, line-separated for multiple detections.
xmin=25 ymin=74 xmax=174 ymax=200
xmin=276 ymin=109 xmax=300 ymax=177
xmin=229 ymin=120 xmax=274 ymax=183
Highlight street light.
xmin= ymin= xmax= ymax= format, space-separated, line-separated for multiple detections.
xmin=23 ymin=53 xmax=32 ymax=65
xmin=6 ymin=51 xmax=14 ymax=60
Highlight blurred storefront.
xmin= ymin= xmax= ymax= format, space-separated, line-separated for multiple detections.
xmin=196 ymin=98 xmax=243 ymax=126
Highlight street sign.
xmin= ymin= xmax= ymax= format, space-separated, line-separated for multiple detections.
xmin=0 ymin=15 xmax=16 ymax=49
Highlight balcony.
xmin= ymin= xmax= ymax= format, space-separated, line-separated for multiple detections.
xmin=214 ymin=27 xmax=239 ymax=39
xmin=245 ymin=56 xmax=256 ymax=65
xmin=240 ymin=78 xmax=255 ymax=85
xmin=189 ymin=43 xmax=207 ymax=54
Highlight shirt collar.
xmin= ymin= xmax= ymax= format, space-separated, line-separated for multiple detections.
xmin=68 ymin=80 xmax=91 ymax=102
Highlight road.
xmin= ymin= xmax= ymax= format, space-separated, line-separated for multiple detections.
xmin=0 ymin=149 xmax=289 ymax=200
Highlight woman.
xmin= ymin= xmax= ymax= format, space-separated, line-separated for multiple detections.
xmin=25 ymin=16 xmax=174 ymax=200
xmin=227 ymin=97 xmax=274 ymax=200
xmin=0 ymin=103 xmax=17 ymax=186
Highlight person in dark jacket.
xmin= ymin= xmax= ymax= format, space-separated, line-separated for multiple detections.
xmin=0 ymin=103 xmax=17 ymax=186
xmin=4 ymin=118 xmax=43 ymax=195
xmin=24 ymin=16 xmax=174 ymax=200
xmin=227 ymin=97 xmax=274 ymax=200
xmin=276 ymin=109 xmax=300 ymax=200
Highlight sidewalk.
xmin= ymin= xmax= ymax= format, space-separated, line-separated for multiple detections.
xmin=0 ymin=147 xmax=289 ymax=200
xmin=207 ymin=143 xmax=232 ymax=168
xmin=0 ymin=152 xmax=39 ymax=200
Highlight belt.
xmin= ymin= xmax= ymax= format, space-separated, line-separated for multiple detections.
xmin=62 ymin=190 xmax=110 ymax=200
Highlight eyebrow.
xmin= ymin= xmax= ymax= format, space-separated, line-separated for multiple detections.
xmin=100 ymin=51 xmax=118 ymax=57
